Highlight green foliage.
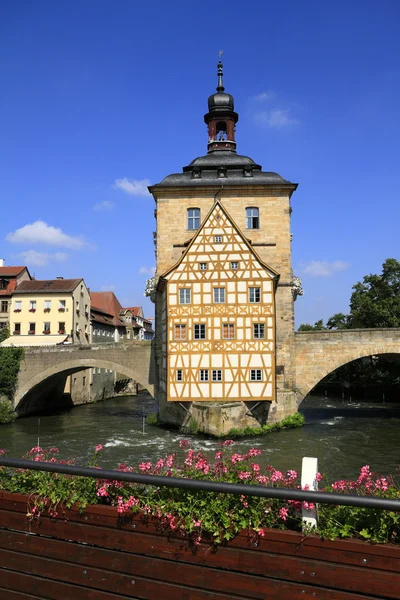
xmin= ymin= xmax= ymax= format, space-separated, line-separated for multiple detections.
xmin=349 ymin=258 xmax=400 ymax=328
xmin=226 ymin=413 xmax=304 ymax=438
xmin=0 ymin=326 xmax=10 ymax=343
xmin=0 ymin=443 xmax=398 ymax=546
xmin=0 ymin=347 xmax=24 ymax=400
xmin=298 ymin=320 xmax=326 ymax=331
xmin=0 ymin=399 xmax=17 ymax=424
xmin=326 ymin=313 xmax=350 ymax=330
xmin=145 ymin=412 xmax=159 ymax=426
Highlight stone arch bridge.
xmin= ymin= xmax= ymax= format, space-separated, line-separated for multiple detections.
xmin=11 ymin=329 xmax=400 ymax=417
xmin=294 ymin=328 xmax=400 ymax=403
xmin=14 ymin=342 xmax=155 ymax=415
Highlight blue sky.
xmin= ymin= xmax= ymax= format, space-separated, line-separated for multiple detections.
xmin=1 ymin=1 xmax=399 ymax=324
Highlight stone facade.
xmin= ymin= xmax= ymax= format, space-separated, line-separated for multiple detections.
xmin=14 ymin=342 xmax=155 ymax=415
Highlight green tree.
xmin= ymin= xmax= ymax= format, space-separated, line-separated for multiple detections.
xmin=349 ymin=258 xmax=400 ymax=328
xmin=0 ymin=347 xmax=24 ymax=400
xmin=298 ymin=319 xmax=326 ymax=331
xmin=326 ymin=313 xmax=350 ymax=330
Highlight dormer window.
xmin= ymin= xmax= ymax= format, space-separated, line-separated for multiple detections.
xmin=0 ymin=279 xmax=8 ymax=290
xmin=187 ymin=208 xmax=200 ymax=230
xmin=217 ymin=166 xmax=227 ymax=178
xmin=244 ymin=166 xmax=253 ymax=177
xmin=192 ymin=169 xmax=201 ymax=179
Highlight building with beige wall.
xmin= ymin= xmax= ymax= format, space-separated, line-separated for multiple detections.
xmin=149 ymin=61 xmax=299 ymax=433
xmin=2 ymin=278 xmax=90 ymax=347
xmin=0 ymin=261 xmax=31 ymax=331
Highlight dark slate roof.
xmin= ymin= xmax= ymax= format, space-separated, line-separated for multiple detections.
xmin=13 ymin=279 xmax=82 ymax=294
xmin=150 ymin=151 xmax=297 ymax=190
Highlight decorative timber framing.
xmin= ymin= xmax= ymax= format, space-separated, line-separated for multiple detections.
xmin=157 ymin=200 xmax=279 ymax=403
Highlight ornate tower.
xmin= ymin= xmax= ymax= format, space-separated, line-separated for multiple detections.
xmin=149 ymin=61 xmax=298 ymax=435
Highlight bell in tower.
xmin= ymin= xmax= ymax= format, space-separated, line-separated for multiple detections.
xmin=204 ymin=60 xmax=238 ymax=153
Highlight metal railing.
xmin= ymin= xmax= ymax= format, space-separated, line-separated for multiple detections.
xmin=0 ymin=457 xmax=399 ymax=512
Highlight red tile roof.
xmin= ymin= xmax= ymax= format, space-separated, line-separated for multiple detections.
xmin=123 ymin=306 xmax=142 ymax=318
xmin=0 ymin=266 xmax=27 ymax=276
xmin=13 ymin=279 xmax=83 ymax=294
xmin=90 ymin=292 xmax=125 ymax=328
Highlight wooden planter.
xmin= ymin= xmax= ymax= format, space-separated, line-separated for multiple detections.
xmin=0 ymin=490 xmax=399 ymax=599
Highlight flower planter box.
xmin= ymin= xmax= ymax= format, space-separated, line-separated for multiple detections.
xmin=42 ymin=331 xmax=51 ymax=334
xmin=13 ymin=309 xmax=21 ymax=313
xmin=44 ymin=308 xmax=51 ymax=313
xmin=58 ymin=308 xmax=65 ymax=312
xmin=29 ymin=309 xmax=36 ymax=313
xmin=0 ymin=490 xmax=399 ymax=599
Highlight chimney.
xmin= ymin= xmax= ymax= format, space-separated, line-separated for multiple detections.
xmin=0 ymin=259 xmax=5 ymax=267
xmin=56 ymin=276 xmax=64 ymax=280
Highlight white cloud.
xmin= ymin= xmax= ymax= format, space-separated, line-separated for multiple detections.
xmin=254 ymin=91 xmax=276 ymax=102
xmin=17 ymin=250 xmax=69 ymax=267
xmin=300 ymin=260 xmax=351 ymax=277
xmin=114 ymin=178 xmax=151 ymax=196
xmin=94 ymin=200 xmax=114 ymax=211
xmin=139 ymin=265 xmax=156 ymax=276
xmin=255 ymin=108 xmax=300 ymax=128
xmin=101 ymin=284 xmax=115 ymax=291
xmin=6 ymin=221 xmax=86 ymax=249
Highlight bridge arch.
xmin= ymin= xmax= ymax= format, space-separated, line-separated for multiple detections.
xmin=15 ymin=351 xmax=155 ymax=414
xmin=295 ymin=343 xmax=400 ymax=404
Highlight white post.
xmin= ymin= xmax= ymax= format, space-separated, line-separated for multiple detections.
xmin=301 ymin=456 xmax=318 ymax=531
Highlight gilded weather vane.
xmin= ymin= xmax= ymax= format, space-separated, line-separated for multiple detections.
xmin=218 ymin=49 xmax=223 ymax=59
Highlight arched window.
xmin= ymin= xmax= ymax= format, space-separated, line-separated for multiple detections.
xmin=246 ymin=207 xmax=259 ymax=229
xmin=187 ymin=208 xmax=200 ymax=230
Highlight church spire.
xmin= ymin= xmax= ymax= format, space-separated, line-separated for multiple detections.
xmin=204 ymin=57 xmax=238 ymax=153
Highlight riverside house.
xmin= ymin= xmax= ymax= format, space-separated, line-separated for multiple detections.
xmin=1 ymin=278 xmax=90 ymax=347
xmin=0 ymin=260 xmax=31 ymax=332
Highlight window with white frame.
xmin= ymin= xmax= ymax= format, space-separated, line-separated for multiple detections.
xmin=250 ymin=369 xmax=262 ymax=381
xmin=187 ymin=208 xmax=200 ymax=230
xmin=212 ymin=370 xmax=222 ymax=382
xmin=29 ymin=300 xmax=36 ymax=311
xmin=14 ymin=300 xmax=22 ymax=311
xmin=44 ymin=300 xmax=51 ymax=310
xmin=194 ymin=324 xmax=206 ymax=339
xmin=253 ymin=323 xmax=265 ymax=339
xmin=199 ymin=369 xmax=209 ymax=382
xmin=246 ymin=207 xmax=259 ymax=229
xmin=222 ymin=323 xmax=235 ymax=339
xmin=213 ymin=288 xmax=225 ymax=303
xmin=231 ymin=261 xmax=239 ymax=270
xmin=43 ymin=322 xmax=51 ymax=333
xmin=174 ymin=324 xmax=187 ymax=340
xmin=249 ymin=287 xmax=261 ymax=303
xmin=59 ymin=300 xmax=66 ymax=310
xmin=199 ymin=262 xmax=208 ymax=270
xmin=176 ymin=369 xmax=183 ymax=382
xmin=179 ymin=288 xmax=191 ymax=304
xmin=14 ymin=323 xmax=21 ymax=334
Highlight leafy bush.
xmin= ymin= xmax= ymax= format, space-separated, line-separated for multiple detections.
xmin=0 ymin=347 xmax=24 ymax=400
xmin=0 ymin=399 xmax=17 ymax=424
xmin=227 ymin=413 xmax=305 ymax=438
xmin=145 ymin=412 xmax=159 ymax=426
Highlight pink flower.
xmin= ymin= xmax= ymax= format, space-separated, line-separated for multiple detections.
xmin=315 ymin=472 xmax=323 ymax=482
xmin=223 ymin=439 xmax=234 ymax=447
xmin=251 ymin=463 xmax=260 ymax=473
xmin=0 ymin=449 xmax=8 ymax=456
xmin=28 ymin=446 xmax=43 ymax=455
xmin=231 ymin=453 xmax=243 ymax=464
xmin=247 ymin=448 xmax=261 ymax=457
xmin=257 ymin=528 xmax=265 ymax=537
xmin=271 ymin=470 xmax=283 ymax=483
xmin=256 ymin=475 xmax=268 ymax=484
xmin=49 ymin=447 xmax=59 ymax=454
xmin=139 ymin=461 xmax=152 ymax=472
xmin=215 ymin=450 xmax=223 ymax=459
xmin=193 ymin=519 xmax=202 ymax=527
xmin=286 ymin=469 xmax=298 ymax=481
xmin=95 ymin=444 xmax=103 ymax=453
xmin=238 ymin=471 xmax=252 ymax=480
xmin=179 ymin=439 xmax=190 ymax=448
xmin=279 ymin=507 xmax=289 ymax=521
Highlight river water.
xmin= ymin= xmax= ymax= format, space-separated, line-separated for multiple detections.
xmin=0 ymin=392 xmax=399 ymax=482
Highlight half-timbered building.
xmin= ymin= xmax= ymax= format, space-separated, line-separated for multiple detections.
xmin=149 ymin=60 xmax=299 ymax=434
